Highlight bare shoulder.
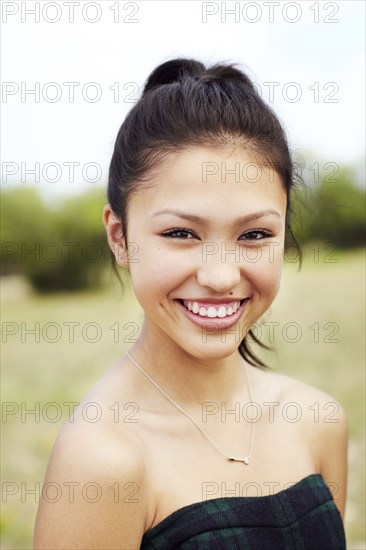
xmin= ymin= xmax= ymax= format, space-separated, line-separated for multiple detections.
xmin=253 ymin=366 xmax=347 ymax=423
xmin=34 ymin=367 xmax=151 ymax=549
xmin=253 ymin=366 xmax=348 ymax=519
xmin=256 ymin=367 xmax=348 ymax=448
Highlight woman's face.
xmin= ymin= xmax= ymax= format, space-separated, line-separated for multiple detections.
xmin=107 ymin=145 xmax=287 ymax=360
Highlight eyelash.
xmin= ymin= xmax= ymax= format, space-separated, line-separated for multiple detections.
xmin=161 ymin=228 xmax=273 ymax=241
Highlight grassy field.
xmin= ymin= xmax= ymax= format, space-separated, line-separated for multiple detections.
xmin=1 ymin=247 xmax=365 ymax=549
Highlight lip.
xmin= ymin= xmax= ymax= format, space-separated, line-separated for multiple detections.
xmin=175 ymin=298 xmax=250 ymax=331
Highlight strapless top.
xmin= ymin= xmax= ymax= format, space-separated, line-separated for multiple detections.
xmin=140 ymin=473 xmax=346 ymax=549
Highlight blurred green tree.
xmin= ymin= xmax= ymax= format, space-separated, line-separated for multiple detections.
xmin=1 ymin=187 xmax=109 ymax=291
xmin=290 ymin=167 xmax=365 ymax=249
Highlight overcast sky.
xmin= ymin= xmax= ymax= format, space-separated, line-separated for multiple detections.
xmin=1 ymin=0 xmax=365 ymax=200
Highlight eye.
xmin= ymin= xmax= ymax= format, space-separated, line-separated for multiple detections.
xmin=239 ymin=229 xmax=273 ymax=241
xmin=161 ymin=228 xmax=198 ymax=239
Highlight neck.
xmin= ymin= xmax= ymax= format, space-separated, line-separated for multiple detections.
xmin=125 ymin=321 xmax=251 ymax=407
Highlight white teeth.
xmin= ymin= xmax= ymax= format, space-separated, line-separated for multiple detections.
xmin=206 ymin=306 xmax=217 ymax=318
xmin=182 ymin=300 xmax=242 ymax=318
xmin=217 ymin=306 xmax=227 ymax=318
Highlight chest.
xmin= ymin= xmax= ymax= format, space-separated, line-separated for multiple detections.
xmin=137 ymin=410 xmax=318 ymax=529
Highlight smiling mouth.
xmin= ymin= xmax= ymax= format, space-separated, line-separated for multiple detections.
xmin=176 ymin=299 xmax=247 ymax=319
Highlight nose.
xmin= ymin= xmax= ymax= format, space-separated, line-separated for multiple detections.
xmin=196 ymin=249 xmax=241 ymax=293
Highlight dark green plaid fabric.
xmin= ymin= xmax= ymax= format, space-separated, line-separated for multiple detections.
xmin=140 ymin=474 xmax=346 ymax=549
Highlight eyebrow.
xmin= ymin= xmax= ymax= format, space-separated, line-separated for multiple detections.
xmin=150 ymin=208 xmax=282 ymax=225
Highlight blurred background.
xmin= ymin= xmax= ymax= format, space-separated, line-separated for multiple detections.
xmin=1 ymin=1 xmax=365 ymax=548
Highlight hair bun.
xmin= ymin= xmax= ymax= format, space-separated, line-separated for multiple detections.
xmin=143 ymin=57 xmax=256 ymax=96
xmin=143 ymin=58 xmax=205 ymax=93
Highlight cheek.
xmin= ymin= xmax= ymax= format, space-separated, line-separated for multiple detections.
xmin=244 ymin=245 xmax=283 ymax=296
xmin=128 ymin=247 xmax=191 ymax=303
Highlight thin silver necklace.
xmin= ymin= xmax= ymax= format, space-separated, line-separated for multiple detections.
xmin=124 ymin=350 xmax=255 ymax=465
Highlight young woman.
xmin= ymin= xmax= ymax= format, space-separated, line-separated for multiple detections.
xmin=34 ymin=58 xmax=348 ymax=549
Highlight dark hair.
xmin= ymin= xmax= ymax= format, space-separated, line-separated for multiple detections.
xmin=107 ymin=57 xmax=302 ymax=368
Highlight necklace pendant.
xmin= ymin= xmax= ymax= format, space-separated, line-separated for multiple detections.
xmin=125 ymin=352 xmax=255 ymax=468
xmin=228 ymin=456 xmax=250 ymax=465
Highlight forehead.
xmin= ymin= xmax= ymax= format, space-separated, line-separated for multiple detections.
xmin=129 ymin=145 xmax=286 ymax=213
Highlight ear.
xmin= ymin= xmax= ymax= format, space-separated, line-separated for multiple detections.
xmin=102 ymin=204 xmax=129 ymax=268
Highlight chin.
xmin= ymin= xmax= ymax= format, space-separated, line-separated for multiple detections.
xmin=180 ymin=340 xmax=240 ymax=363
